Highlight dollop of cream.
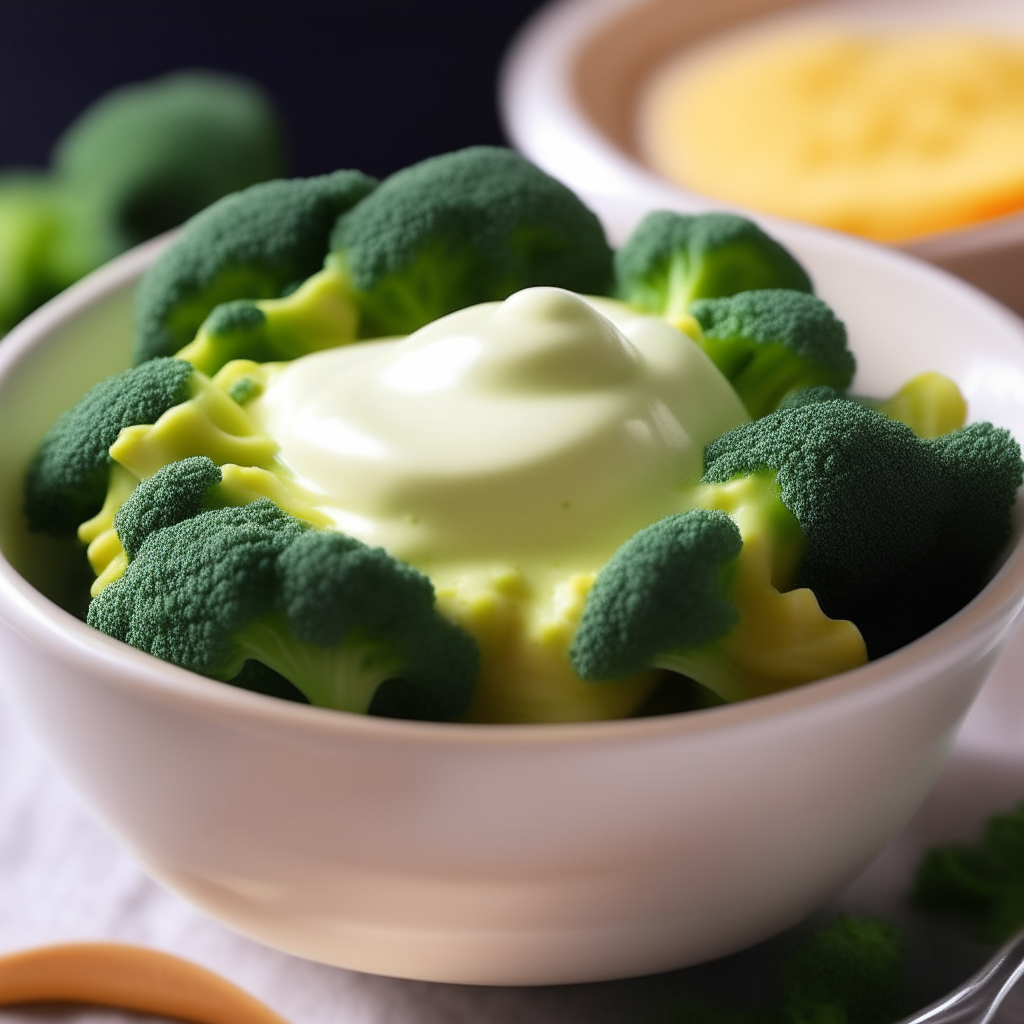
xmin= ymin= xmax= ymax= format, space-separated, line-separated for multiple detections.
xmin=251 ymin=288 xmax=747 ymax=570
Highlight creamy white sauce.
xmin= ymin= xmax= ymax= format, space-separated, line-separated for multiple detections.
xmin=251 ymin=287 xmax=748 ymax=572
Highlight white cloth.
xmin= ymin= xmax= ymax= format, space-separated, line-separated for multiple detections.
xmin=3 ymin=628 xmax=1024 ymax=1023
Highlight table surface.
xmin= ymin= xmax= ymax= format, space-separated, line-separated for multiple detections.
xmin=3 ymin=627 xmax=1024 ymax=1024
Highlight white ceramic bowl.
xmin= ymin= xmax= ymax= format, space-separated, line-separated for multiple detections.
xmin=1 ymin=220 xmax=1024 ymax=986
xmin=501 ymin=0 xmax=1024 ymax=316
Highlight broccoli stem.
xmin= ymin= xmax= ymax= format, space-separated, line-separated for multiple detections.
xmin=868 ymin=372 xmax=967 ymax=439
xmin=669 ymin=476 xmax=867 ymax=703
xmin=175 ymin=265 xmax=359 ymax=376
xmin=234 ymin=616 xmax=405 ymax=714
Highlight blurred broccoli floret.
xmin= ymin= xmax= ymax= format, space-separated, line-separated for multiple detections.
xmin=53 ymin=71 xmax=284 ymax=252
xmin=913 ymin=803 xmax=1024 ymax=943
xmin=0 ymin=71 xmax=285 ymax=339
xmin=570 ymin=401 xmax=1021 ymax=700
xmin=23 ymin=358 xmax=196 ymax=535
xmin=133 ymin=169 xmax=376 ymax=365
xmin=0 ymin=174 xmax=68 ymax=333
xmin=614 ymin=211 xmax=813 ymax=332
xmin=782 ymin=915 xmax=907 ymax=1024
xmin=658 ymin=915 xmax=906 ymax=1024
xmin=90 ymin=458 xmax=479 ymax=720
xmin=329 ymin=146 xmax=614 ymax=337
xmin=690 ymin=290 xmax=856 ymax=418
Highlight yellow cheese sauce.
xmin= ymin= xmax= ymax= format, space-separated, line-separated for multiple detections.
xmin=640 ymin=31 xmax=1024 ymax=242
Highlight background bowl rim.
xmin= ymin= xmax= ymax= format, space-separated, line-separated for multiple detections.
xmin=499 ymin=0 xmax=1024 ymax=258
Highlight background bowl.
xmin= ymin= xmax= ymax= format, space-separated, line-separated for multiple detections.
xmin=501 ymin=0 xmax=1024 ymax=316
xmin=0 ymin=217 xmax=1023 ymax=986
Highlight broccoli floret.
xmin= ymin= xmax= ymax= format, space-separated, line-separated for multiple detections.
xmin=328 ymin=146 xmax=614 ymax=337
xmin=0 ymin=72 xmax=285 ymax=339
xmin=571 ymin=401 xmax=1021 ymax=699
xmin=690 ymin=290 xmax=856 ymax=418
xmin=53 ymin=71 xmax=284 ymax=253
xmin=0 ymin=172 xmax=117 ymax=335
xmin=113 ymin=454 xmax=224 ymax=559
xmin=657 ymin=915 xmax=906 ymax=1024
xmin=23 ymin=358 xmax=195 ymax=535
xmin=704 ymin=402 xmax=1022 ymax=629
xmin=133 ymin=169 xmax=376 ymax=364
xmin=912 ymin=803 xmax=1024 ymax=943
xmin=614 ymin=211 xmax=813 ymax=330
xmin=570 ymin=509 xmax=743 ymax=682
xmin=90 ymin=464 xmax=479 ymax=719
xmin=782 ymin=915 xmax=906 ymax=1024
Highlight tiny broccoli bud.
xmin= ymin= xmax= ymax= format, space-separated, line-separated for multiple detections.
xmin=228 ymin=376 xmax=262 ymax=405
xmin=913 ymin=803 xmax=1024 ymax=943
xmin=206 ymin=299 xmax=266 ymax=335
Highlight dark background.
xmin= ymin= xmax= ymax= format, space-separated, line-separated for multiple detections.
xmin=0 ymin=0 xmax=548 ymax=179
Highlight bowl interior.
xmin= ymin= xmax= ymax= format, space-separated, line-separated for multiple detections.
xmin=3 ymin=220 xmax=1024 ymax=631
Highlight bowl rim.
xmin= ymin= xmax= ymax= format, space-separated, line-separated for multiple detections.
xmin=500 ymin=0 xmax=1024 ymax=257
xmin=1 ymin=233 xmax=1024 ymax=751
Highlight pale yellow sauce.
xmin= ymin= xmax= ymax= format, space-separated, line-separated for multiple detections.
xmin=248 ymin=288 xmax=749 ymax=722
xmin=252 ymin=287 xmax=747 ymax=588
xmin=641 ymin=31 xmax=1024 ymax=241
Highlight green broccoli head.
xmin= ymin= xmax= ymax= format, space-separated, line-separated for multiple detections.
xmin=276 ymin=530 xmax=479 ymax=720
xmin=329 ymin=146 xmax=614 ymax=337
xmin=53 ymin=71 xmax=284 ymax=253
xmin=133 ymin=169 xmax=376 ymax=364
xmin=655 ymin=914 xmax=906 ymax=1024
xmin=782 ymin=915 xmax=907 ymax=1024
xmin=913 ymin=802 xmax=1024 ymax=943
xmin=569 ymin=509 xmax=742 ymax=682
xmin=691 ymin=290 xmax=856 ymax=418
xmin=703 ymin=401 xmax=1022 ymax=628
xmin=0 ymin=171 xmax=116 ymax=335
xmin=91 ymin=460 xmax=480 ymax=720
xmin=614 ymin=211 xmax=813 ymax=325
xmin=23 ymin=357 xmax=195 ymax=535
